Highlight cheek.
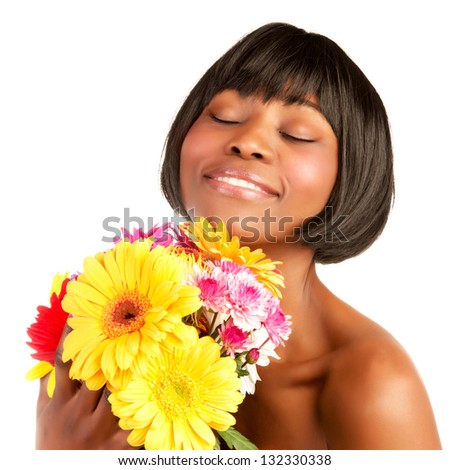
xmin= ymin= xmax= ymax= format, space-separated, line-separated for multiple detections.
xmin=179 ymin=151 xmax=193 ymax=209
xmin=179 ymin=126 xmax=208 ymax=207
xmin=286 ymin=151 xmax=338 ymax=214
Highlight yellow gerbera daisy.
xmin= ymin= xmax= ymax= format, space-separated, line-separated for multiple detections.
xmin=61 ymin=240 xmax=202 ymax=390
xmin=109 ymin=336 xmax=244 ymax=450
xmin=183 ymin=218 xmax=285 ymax=298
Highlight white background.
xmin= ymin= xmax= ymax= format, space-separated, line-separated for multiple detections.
xmin=1 ymin=0 xmax=449 ymax=462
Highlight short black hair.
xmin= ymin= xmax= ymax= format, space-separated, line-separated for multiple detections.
xmin=160 ymin=22 xmax=394 ymax=264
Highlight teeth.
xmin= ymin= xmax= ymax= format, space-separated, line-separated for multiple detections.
xmin=215 ymin=176 xmax=264 ymax=192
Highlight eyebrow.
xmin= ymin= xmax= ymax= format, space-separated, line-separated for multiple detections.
xmin=282 ymin=97 xmax=321 ymax=112
xmin=303 ymin=100 xmax=321 ymax=112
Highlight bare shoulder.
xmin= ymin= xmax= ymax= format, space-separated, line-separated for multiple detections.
xmin=319 ymin=304 xmax=441 ymax=449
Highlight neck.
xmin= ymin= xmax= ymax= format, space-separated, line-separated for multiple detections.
xmin=258 ymin=241 xmax=328 ymax=361
xmin=259 ymin=242 xmax=317 ymax=311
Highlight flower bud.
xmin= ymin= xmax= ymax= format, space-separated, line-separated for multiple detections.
xmin=246 ymin=348 xmax=260 ymax=364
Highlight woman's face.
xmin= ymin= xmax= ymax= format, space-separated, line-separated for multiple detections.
xmin=180 ymin=89 xmax=338 ymax=245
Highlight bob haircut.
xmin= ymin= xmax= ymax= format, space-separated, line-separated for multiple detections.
xmin=160 ymin=22 xmax=394 ymax=264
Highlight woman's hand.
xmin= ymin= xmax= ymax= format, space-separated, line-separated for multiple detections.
xmin=36 ymin=324 xmax=134 ymax=450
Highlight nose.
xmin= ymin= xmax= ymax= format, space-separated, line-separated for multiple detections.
xmin=230 ymin=145 xmax=263 ymax=159
xmin=226 ymin=124 xmax=274 ymax=161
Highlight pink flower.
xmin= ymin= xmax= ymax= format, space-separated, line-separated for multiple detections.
xmin=246 ymin=348 xmax=260 ymax=364
xmin=263 ymin=300 xmax=292 ymax=347
xmin=114 ymin=226 xmax=148 ymax=244
xmin=190 ymin=264 xmax=229 ymax=313
xmin=225 ymin=271 xmax=272 ymax=331
xmin=245 ymin=326 xmax=281 ymax=366
xmin=113 ymin=222 xmax=176 ymax=246
xmin=149 ymin=222 xmax=176 ymax=247
xmin=218 ymin=321 xmax=248 ymax=358
xmin=198 ymin=277 xmax=228 ymax=312
xmin=215 ymin=260 xmax=251 ymax=275
xmin=172 ymin=223 xmax=201 ymax=255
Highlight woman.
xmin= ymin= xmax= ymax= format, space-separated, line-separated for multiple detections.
xmin=36 ymin=22 xmax=441 ymax=450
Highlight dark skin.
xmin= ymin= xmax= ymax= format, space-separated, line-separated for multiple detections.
xmin=36 ymin=254 xmax=442 ymax=449
xmin=36 ymin=90 xmax=442 ymax=449
xmin=36 ymin=325 xmax=133 ymax=450
xmin=233 ymin=250 xmax=442 ymax=449
xmin=179 ymin=90 xmax=442 ymax=449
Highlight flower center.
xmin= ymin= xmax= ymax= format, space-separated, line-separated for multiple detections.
xmin=152 ymin=369 xmax=200 ymax=420
xmin=102 ymin=289 xmax=151 ymax=337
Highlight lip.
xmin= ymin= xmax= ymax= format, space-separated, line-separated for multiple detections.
xmin=204 ymin=168 xmax=279 ymax=199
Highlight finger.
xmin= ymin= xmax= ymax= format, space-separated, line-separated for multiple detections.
xmin=91 ymin=388 xmax=136 ymax=450
xmin=109 ymin=429 xmax=136 ymax=450
xmin=52 ymin=322 xmax=81 ymax=401
xmin=92 ymin=386 xmax=120 ymax=426
xmin=73 ymin=382 xmax=106 ymax=414
xmin=37 ymin=373 xmax=51 ymax=417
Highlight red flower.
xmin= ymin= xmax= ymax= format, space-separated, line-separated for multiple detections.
xmin=26 ymin=278 xmax=70 ymax=365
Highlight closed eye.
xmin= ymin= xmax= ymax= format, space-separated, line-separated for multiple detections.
xmin=209 ymin=113 xmax=240 ymax=124
xmin=280 ymin=131 xmax=315 ymax=143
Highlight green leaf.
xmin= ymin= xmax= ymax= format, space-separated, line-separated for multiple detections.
xmin=213 ymin=435 xmax=222 ymax=450
xmin=217 ymin=427 xmax=259 ymax=450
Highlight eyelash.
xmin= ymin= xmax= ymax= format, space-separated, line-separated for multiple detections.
xmin=279 ymin=131 xmax=315 ymax=143
xmin=210 ymin=114 xmax=239 ymax=124
xmin=210 ymin=114 xmax=315 ymax=143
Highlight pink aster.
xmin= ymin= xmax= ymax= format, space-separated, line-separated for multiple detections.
xmin=190 ymin=264 xmax=229 ymax=313
xmin=114 ymin=226 xmax=150 ymax=244
xmin=218 ymin=321 xmax=248 ymax=358
xmin=263 ymin=299 xmax=292 ymax=347
xmin=148 ymin=222 xmax=176 ymax=247
xmin=225 ymin=271 xmax=272 ymax=331
xmin=113 ymin=222 xmax=178 ymax=247
xmin=215 ymin=259 xmax=252 ymax=275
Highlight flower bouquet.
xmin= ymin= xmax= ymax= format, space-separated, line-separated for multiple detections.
xmin=26 ymin=218 xmax=291 ymax=450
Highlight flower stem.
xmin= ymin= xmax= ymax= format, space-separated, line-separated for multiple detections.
xmin=208 ymin=311 xmax=218 ymax=335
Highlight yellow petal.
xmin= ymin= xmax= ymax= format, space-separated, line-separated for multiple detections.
xmin=62 ymin=292 xmax=103 ymax=318
xmin=79 ymin=339 xmax=108 ymax=380
xmin=62 ymin=325 xmax=103 ymax=363
xmin=126 ymin=330 xmax=140 ymax=357
xmin=127 ymin=427 xmax=147 ymax=447
xmin=145 ymin=425 xmax=167 ymax=450
xmin=85 ymin=369 xmax=108 ymax=391
xmin=83 ymin=255 xmax=116 ymax=298
xmin=114 ymin=240 xmax=129 ymax=279
xmin=115 ymin=334 xmax=134 ymax=370
xmin=47 ymin=368 xmax=56 ymax=397
xmin=66 ymin=281 xmax=109 ymax=306
xmin=187 ymin=414 xmax=216 ymax=448
xmin=125 ymin=245 xmax=137 ymax=291
xmin=164 ymin=323 xmax=197 ymax=349
xmin=49 ymin=272 xmax=70 ymax=299
xmin=173 ymin=419 xmax=192 ymax=450
xmin=132 ymin=402 xmax=159 ymax=428
xmin=198 ymin=405 xmax=235 ymax=429
xmin=25 ymin=361 xmax=53 ymax=381
xmin=101 ymin=339 xmax=120 ymax=379
xmin=104 ymin=249 xmax=124 ymax=291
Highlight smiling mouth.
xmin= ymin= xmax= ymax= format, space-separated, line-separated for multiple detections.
xmin=204 ymin=173 xmax=279 ymax=199
xmin=213 ymin=176 xmax=268 ymax=192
